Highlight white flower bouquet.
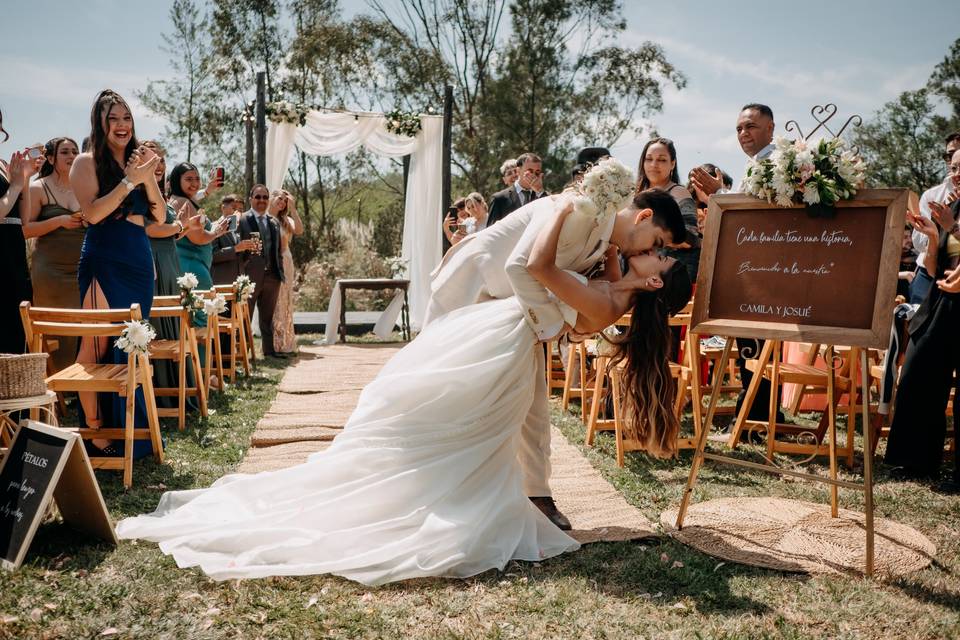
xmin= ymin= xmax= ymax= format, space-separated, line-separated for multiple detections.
xmin=384 ymin=109 xmax=422 ymax=138
xmin=117 ymin=320 xmax=156 ymax=356
xmin=266 ymin=100 xmax=309 ymax=126
xmin=385 ymin=256 xmax=408 ymax=278
xmin=743 ymin=136 xmax=866 ymax=210
xmin=203 ymin=294 xmax=228 ymax=317
xmin=234 ymin=274 xmax=256 ymax=301
xmin=178 ymin=272 xmax=203 ymax=310
xmin=573 ymin=157 xmax=636 ymax=223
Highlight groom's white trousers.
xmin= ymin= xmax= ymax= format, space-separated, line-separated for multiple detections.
xmin=520 ymin=344 xmax=552 ymax=498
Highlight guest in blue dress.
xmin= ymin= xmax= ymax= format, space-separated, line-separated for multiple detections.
xmin=70 ymin=90 xmax=166 ymax=459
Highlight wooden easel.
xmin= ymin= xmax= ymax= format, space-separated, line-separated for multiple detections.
xmin=676 ymin=340 xmax=875 ymax=573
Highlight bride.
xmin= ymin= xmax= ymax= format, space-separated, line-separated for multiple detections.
xmin=116 ymin=182 xmax=693 ymax=586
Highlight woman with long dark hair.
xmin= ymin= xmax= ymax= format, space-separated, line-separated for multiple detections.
xmin=21 ymin=137 xmax=85 ymax=371
xmin=270 ymin=189 xmax=303 ymax=356
xmin=117 ymin=175 xmax=692 ymax=584
xmin=70 ymin=89 xmax=164 ymax=456
xmin=0 ymin=107 xmax=40 ymax=355
xmin=637 ymin=137 xmax=701 ymax=280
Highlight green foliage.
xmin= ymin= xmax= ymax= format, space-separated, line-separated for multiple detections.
xmin=853 ymin=89 xmax=945 ymax=192
xmin=927 ymin=36 xmax=960 ymax=138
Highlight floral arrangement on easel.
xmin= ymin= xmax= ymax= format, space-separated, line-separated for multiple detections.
xmin=266 ymin=101 xmax=311 ymax=126
xmin=743 ymin=136 xmax=866 ymax=208
xmin=117 ymin=321 xmax=156 ymax=355
xmin=234 ymin=274 xmax=256 ymax=301
xmin=384 ymin=109 xmax=422 ymax=138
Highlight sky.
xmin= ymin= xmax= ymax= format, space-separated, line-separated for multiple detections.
xmin=1 ymin=0 xmax=956 ymax=187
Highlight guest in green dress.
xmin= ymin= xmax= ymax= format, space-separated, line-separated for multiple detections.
xmin=143 ymin=143 xmax=202 ymax=409
xmin=21 ymin=137 xmax=86 ymax=372
xmin=169 ymin=162 xmax=230 ymax=382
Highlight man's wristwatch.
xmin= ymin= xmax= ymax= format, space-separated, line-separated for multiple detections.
xmin=121 ymin=177 xmax=135 ymax=191
xmin=174 ymin=220 xmax=185 ymax=235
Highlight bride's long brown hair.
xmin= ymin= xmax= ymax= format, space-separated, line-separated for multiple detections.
xmin=608 ymin=260 xmax=692 ymax=458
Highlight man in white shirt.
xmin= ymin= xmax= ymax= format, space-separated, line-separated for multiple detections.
xmin=910 ymin=132 xmax=960 ymax=303
xmin=689 ymin=103 xmax=783 ymax=427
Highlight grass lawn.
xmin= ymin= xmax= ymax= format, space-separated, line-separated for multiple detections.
xmin=0 ymin=338 xmax=958 ymax=639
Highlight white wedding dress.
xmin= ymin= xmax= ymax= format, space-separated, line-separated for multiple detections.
xmin=116 ymin=295 xmax=581 ymax=585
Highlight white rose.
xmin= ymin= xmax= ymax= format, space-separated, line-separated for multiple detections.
xmin=177 ymin=273 xmax=199 ymax=290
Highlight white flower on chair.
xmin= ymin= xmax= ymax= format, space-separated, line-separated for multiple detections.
xmin=177 ymin=272 xmax=199 ymax=290
xmin=203 ymin=294 xmax=228 ymax=317
xmin=116 ymin=320 xmax=156 ymax=355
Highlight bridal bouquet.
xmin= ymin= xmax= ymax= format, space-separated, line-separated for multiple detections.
xmin=573 ymin=157 xmax=635 ymax=223
xmin=234 ymin=275 xmax=256 ymax=301
xmin=743 ymin=136 xmax=866 ymax=208
xmin=116 ymin=320 xmax=156 ymax=356
xmin=177 ymin=272 xmax=205 ymax=311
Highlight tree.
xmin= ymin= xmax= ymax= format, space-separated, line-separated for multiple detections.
xmin=138 ymin=0 xmax=224 ymax=162
xmin=853 ymin=89 xmax=944 ymax=192
xmin=927 ymin=36 xmax=960 ymax=138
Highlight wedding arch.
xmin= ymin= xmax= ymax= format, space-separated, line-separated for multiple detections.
xmin=266 ymin=109 xmax=444 ymax=331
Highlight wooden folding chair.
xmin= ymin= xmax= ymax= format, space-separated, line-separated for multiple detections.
xmin=561 ymin=338 xmax=594 ymax=421
xmin=212 ymin=285 xmax=252 ymax=380
xmin=19 ymin=302 xmax=163 ymax=489
xmin=239 ymin=293 xmax=257 ymax=367
xmin=149 ymin=295 xmax=208 ymax=430
xmin=192 ymin=291 xmax=225 ymax=394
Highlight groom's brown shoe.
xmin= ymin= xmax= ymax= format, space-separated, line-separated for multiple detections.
xmin=530 ymin=497 xmax=572 ymax=531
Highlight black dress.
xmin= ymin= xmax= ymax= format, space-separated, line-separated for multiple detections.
xmin=884 ymin=200 xmax=960 ymax=481
xmin=0 ymin=172 xmax=33 ymax=354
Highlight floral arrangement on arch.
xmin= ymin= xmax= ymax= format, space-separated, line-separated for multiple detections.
xmin=573 ymin=157 xmax=636 ymax=223
xmin=266 ymin=101 xmax=310 ymax=126
xmin=385 ymin=256 xmax=408 ymax=278
xmin=234 ymin=274 xmax=256 ymax=301
xmin=117 ymin=320 xmax=156 ymax=356
xmin=743 ymin=136 xmax=866 ymax=208
xmin=384 ymin=109 xmax=422 ymax=138
xmin=177 ymin=273 xmax=205 ymax=312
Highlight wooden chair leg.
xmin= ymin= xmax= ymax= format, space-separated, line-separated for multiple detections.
xmin=140 ymin=355 xmax=164 ymax=464
xmin=585 ymin=356 xmax=607 ymax=446
xmin=176 ymin=350 xmax=187 ymax=432
xmin=579 ymin=344 xmax=589 ymax=425
xmin=189 ymin=330 xmax=208 ymax=417
xmin=214 ymin=322 xmax=225 ymax=389
xmin=612 ymin=370 xmax=625 ymax=467
xmin=561 ymin=342 xmax=576 ymax=411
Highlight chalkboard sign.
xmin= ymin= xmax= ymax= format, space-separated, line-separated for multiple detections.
xmin=0 ymin=421 xmax=116 ymax=570
xmin=692 ymin=189 xmax=909 ymax=349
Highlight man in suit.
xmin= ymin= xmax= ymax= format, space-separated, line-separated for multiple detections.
xmin=690 ymin=103 xmax=783 ymax=428
xmin=212 ymin=194 xmax=256 ymax=284
xmin=426 ymin=187 xmax=686 ymax=529
xmin=486 ymin=152 xmax=548 ymax=227
xmin=238 ymin=184 xmax=285 ymax=357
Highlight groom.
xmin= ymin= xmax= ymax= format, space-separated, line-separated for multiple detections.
xmin=425 ymin=187 xmax=685 ymax=529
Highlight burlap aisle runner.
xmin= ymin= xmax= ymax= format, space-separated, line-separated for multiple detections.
xmin=241 ymin=343 xmax=656 ymax=544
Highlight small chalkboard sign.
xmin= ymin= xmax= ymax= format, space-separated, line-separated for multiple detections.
xmin=693 ymin=189 xmax=909 ymax=348
xmin=0 ymin=420 xmax=116 ymax=570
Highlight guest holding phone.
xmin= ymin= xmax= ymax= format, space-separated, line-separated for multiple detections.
xmin=20 ymin=136 xmax=86 ymax=371
xmin=70 ymin=89 xmax=164 ymax=456
xmin=0 ymin=108 xmax=41 ymax=355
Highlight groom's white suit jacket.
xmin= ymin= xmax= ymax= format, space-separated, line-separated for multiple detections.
xmin=426 ymin=195 xmax=616 ymax=340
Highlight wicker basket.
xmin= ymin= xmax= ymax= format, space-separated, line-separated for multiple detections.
xmin=0 ymin=353 xmax=49 ymax=400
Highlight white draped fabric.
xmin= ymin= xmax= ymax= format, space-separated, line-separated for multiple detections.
xmin=266 ymin=111 xmax=443 ymax=331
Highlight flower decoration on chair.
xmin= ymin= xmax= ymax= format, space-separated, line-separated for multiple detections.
xmin=743 ymin=136 xmax=866 ymax=208
xmin=384 ymin=109 xmax=422 ymax=138
xmin=177 ymin=272 xmax=205 ymax=311
xmin=266 ymin=101 xmax=310 ymax=126
xmin=385 ymin=256 xmax=408 ymax=278
xmin=234 ymin=274 xmax=256 ymax=301
xmin=573 ymin=157 xmax=636 ymax=223
xmin=202 ymin=293 xmax=228 ymax=318
xmin=117 ymin=320 xmax=156 ymax=356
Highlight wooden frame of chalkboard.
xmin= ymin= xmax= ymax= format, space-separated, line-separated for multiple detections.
xmin=0 ymin=420 xmax=116 ymax=571
xmin=692 ymin=189 xmax=909 ymax=349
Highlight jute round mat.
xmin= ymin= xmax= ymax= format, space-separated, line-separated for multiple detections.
xmin=660 ymin=497 xmax=935 ymax=577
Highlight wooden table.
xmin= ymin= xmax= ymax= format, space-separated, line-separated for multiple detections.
xmin=336 ymin=278 xmax=411 ymax=342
